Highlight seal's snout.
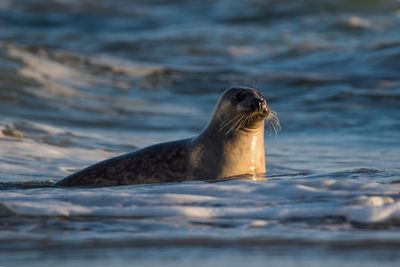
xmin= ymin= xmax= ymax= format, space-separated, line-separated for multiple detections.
xmin=250 ymin=97 xmax=266 ymax=113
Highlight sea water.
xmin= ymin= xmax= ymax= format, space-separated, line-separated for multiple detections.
xmin=1 ymin=0 xmax=400 ymax=266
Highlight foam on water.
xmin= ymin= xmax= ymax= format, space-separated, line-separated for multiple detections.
xmin=1 ymin=178 xmax=400 ymax=224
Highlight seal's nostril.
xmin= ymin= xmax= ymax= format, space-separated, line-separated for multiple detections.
xmin=251 ymin=98 xmax=263 ymax=111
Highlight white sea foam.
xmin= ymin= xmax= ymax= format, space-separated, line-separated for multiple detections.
xmin=0 ymin=130 xmax=117 ymax=180
xmin=6 ymin=46 xmax=105 ymax=97
xmin=1 ymin=179 xmax=399 ymax=224
xmin=89 ymin=55 xmax=168 ymax=77
xmin=5 ymin=45 xmax=203 ymax=122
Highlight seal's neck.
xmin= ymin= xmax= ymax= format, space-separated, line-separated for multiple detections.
xmin=190 ymin=120 xmax=266 ymax=179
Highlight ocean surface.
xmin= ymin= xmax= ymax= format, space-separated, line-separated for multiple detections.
xmin=1 ymin=0 xmax=400 ymax=266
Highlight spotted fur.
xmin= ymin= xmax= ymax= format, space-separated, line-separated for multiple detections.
xmin=56 ymin=140 xmax=190 ymax=187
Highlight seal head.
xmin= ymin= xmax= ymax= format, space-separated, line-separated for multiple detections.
xmin=189 ymin=86 xmax=278 ymax=180
xmin=212 ymin=86 xmax=270 ymax=135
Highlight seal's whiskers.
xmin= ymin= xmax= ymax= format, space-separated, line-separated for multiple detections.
xmin=265 ymin=109 xmax=281 ymax=135
xmin=226 ymin=112 xmax=247 ymax=135
xmin=223 ymin=110 xmax=278 ymax=136
xmin=233 ymin=113 xmax=248 ymax=133
xmin=219 ymin=112 xmax=245 ymax=133
xmin=219 ymin=113 xmax=240 ymax=131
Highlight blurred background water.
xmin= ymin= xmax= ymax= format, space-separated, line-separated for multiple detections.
xmin=1 ymin=0 xmax=400 ymax=266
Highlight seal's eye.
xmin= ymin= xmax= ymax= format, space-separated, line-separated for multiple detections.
xmin=235 ymin=92 xmax=246 ymax=102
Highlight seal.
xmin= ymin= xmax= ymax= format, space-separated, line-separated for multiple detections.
xmin=55 ymin=86 xmax=280 ymax=187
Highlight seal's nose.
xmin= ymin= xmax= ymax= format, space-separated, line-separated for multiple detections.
xmin=251 ymin=97 xmax=265 ymax=112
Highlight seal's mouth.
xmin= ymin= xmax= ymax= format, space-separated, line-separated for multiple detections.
xmin=218 ymin=107 xmax=279 ymax=135
xmin=246 ymin=102 xmax=281 ymax=134
xmin=246 ymin=109 xmax=268 ymax=125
